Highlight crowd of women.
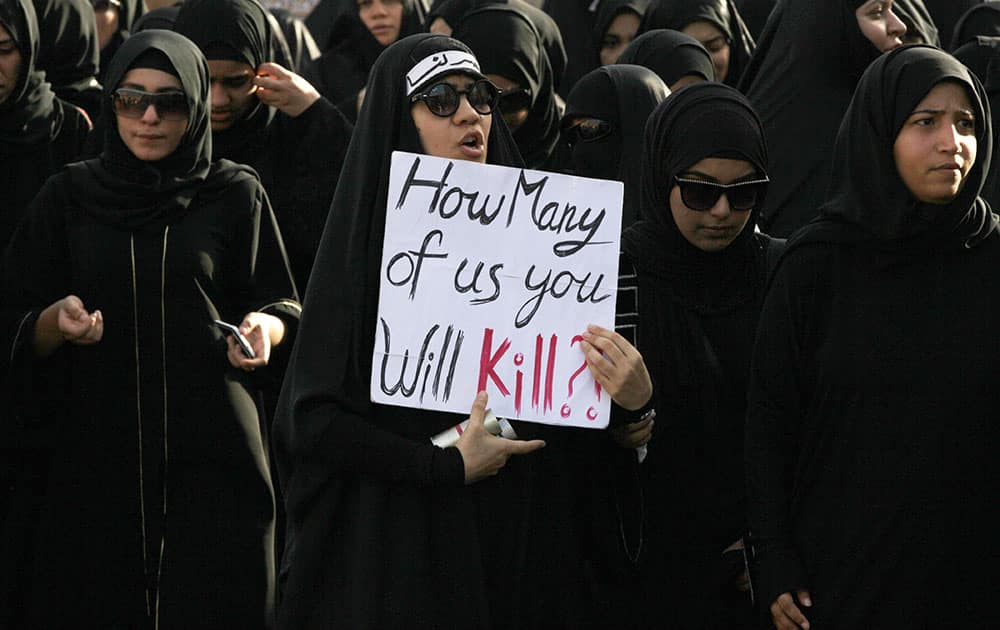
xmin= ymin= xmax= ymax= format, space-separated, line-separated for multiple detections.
xmin=1 ymin=0 xmax=996 ymax=628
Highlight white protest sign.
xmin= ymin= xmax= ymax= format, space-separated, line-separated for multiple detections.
xmin=370 ymin=151 xmax=623 ymax=429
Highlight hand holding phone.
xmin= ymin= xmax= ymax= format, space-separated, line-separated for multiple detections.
xmin=214 ymin=319 xmax=256 ymax=359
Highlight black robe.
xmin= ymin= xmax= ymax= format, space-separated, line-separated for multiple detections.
xmin=1 ymin=31 xmax=300 ymax=627
xmin=174 ymin=0 xmax=353 ymax=293
xmin=30 ymin=0 xmax=102 ymax=118
xmin=746 ymin=45 xmax=999 ymax=628
xmin=272 ymin=33 xmax=551 ymax=629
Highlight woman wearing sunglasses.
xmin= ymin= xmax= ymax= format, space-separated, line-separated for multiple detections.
xmin=1 ymin=30 xmax=299 ymax=626
xmin=602 ymin=82 xmax=777 ymax=628
xmin=452 ymin=4 xmax=566 ymax=171
xmin=747 ymin=45 xmax=998 ymax=630
xmin=560 ymin=64 xmax=669 ymax=226
xmin=273 ymin=34 xmax=551 ymax=628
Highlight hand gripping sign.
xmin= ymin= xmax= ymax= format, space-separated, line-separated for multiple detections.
xmin=371 ymin=151 xmax=623 ymax=429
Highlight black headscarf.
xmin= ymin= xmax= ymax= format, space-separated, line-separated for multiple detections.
xmin=787 ymin=44 xmax=997 ymax=256
xmin=452 ymin=5 xmax=562 ymax=169
xmin=955 ymin=35 xmax=1000 ymax=211
xmin=623 ymin=82 xmax=767 ymax=308
xmin=951 ymin=2 xmax=1000 ymax=50
xmin=562 ymin=64 xmax=668 ymax=226
xmin=132 ymin=5 xmax=179 ymax=32
xmin=274 ymin=33 xmax=521 ymax=506
xmin=893 ymin=0 xmax=939 ymax=45
xmin=593 ymin=0 xmax=651 ymax=62
xmin=923 ymin=0 xmax=982 ymax=50
xmin=617 ymin=28 xmax=715 ymax=87
xmin=740 ymin=0 xmax=885 ymax=237
xmin=0 ymin=0 xmax=56 ymax=146
xmin=734 ymin=0 xmax=775 ymax=39
xmin=173 ymin=0 xmax=282 ymax=161
xmin=425 ymin=0 xmax=568 ymax=91
xmin=65 ymin=29 xmax=250 ymax=232
xmin=97 ymin=0 xmax=144 ymax=85
xmin=640 ymin=0 xmax=755 ymax=86
xmin=31 ymin=0 xmax=100 ymax=105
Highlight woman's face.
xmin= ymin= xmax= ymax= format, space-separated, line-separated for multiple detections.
xmin=682 ymin=20 xmax=729 ymax=83
xmin=93 ymin=0 xmax=120 ymax=51
xmin=487 ymin=73 xmax=529 ymax=132
xmin=600 ymin=10 xmax=640 ymax=66
xmin=358 ymin=0 xmax=404 ymax=47
xmin=0 ymin=22 xmax=22 ymax=106
xmin=893 ymin=81 xmax=977 ymax=205
xmin=206 ymin=59 xmax=258 ymax=131
xmin=411 ymin=73 xmax=493 ymax=164
xmin=669 ymin=157 xmax=756 ymax=252
xmin=115 ymin=68 xmax=188 ymax=162
xmin=855 ymin=0 xmax=906 ymax=53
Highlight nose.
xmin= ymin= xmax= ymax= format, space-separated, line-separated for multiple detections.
xmin=210 ymin=81 xmax=229 ymax=109
xmin=370 ymin=0 xmax=388 ymax=16
xmin=885 ymin=8 xmax=906 ymax=40
xmin=708 ymin=191 xmax=733 ymax=219
xmin=140 ymin=103 xmax=161 ymax=123
xmin=453 ymin=93 xmax=480 ymax=125
xmin=937 ymin=122 xmax=962 ymax=154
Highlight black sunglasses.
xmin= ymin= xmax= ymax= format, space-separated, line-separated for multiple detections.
xmin=112 ymin=88 xmax=189 ymax=121
xmin=673 ymin=175 xmax=769 ymax=211
xmin=498 ymin=87 xmax=531 ymax=112
xmin=563 ymin=118 xmax=612 ymax=148
xmin=410 ymin=79 xmax=499 ymax=118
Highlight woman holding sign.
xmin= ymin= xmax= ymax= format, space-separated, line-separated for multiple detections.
xmin=273 ymin=34 xmax=548 ymax=628
xmin=588 ymin=82 xmax=778 ymax=628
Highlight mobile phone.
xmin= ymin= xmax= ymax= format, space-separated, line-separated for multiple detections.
xmin=214 ymin=319 xmax=256 ymax=359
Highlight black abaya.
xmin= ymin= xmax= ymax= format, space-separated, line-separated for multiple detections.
xmin=272 ymin=33 xmax=532 ymax=629
xmin=746 ymin=45 xmax=999 ymax=628
xmin=1 ymin=30 xmax=299 ymax=627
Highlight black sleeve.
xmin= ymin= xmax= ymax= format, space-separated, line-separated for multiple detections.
xmin=745 ymin=245 xmax=823 ymax=608
xmin=611 ymin=251 xmax=652 ymax=425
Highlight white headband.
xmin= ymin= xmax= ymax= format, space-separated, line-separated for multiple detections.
xmin=405 ymin=51 xmax=481 ymax=96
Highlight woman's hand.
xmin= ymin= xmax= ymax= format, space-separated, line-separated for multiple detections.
xmin=610 ymin=410 xmax=655 ymax=449
xmin=770 ymin=589 xmax=812 ymax=630
xmin=33 ymin=295 xmax=103 ymax=358
xmin=226 ymin=311 xmax=285 ymax=371
xmin=456 ymin=391 xmax=546 ymax=484
xmin=580 ymin=324 xmax=652 ymax=411
xmin=253 ymin=62 xmax=321 ymax=118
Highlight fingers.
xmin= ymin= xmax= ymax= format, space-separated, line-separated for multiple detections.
xmin=770 ymin=592 xmax=810 ymax=630
xmin=256 ymin=61 xmax=290 ymax=79
xmin=469 ymin=391 xmax=488 ymax=425
xmin=505 ymin=438 xmax=546 ymax=455
xmin=253 ymin=75 xmax=286 ymax=92
xmin=63 ymin=294 xmax=87 ymax=319
xmin=795 ymin=589 xmax=812 ymax=608
xmin=581 ymin=329 xmax=627 ymax=367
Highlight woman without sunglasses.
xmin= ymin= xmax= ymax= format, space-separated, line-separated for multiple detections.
xmin=272 ymin=34 xmax=557 ymax=628
xmin=594 ymin=82 xmax=778 ymax=629
xmin=1 ymin=30 xmax=299 ymax=626
xmin=746 ymin=45 xmax=999 ymax=630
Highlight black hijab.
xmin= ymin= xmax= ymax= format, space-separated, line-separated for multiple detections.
xmin=951 ymin=2 xmax=1000 ymax=50
xmin=740 ymin=0 xmax=884 ymax=237
xmin=623 ymin=82 xmax=767 ymax=309
xmin=955 ymin=35 xmax=1000 ymax=211
xmin=97 ymin=0 xmax=144 ymax=85
xmin=788 ymin=44 xmax=997 ymax=255
xmin=617 ymin=28 xmax=715 ymax=87
xmin=640 ymin=0 xmax=755 ymax=87
xmin=31 ymin=0 xmax=100 ymax=100
xmin=425 ymin=0 xmax=568 ymax=91
xmin=133 ymin=5 xmax=179 ymax=32
xmin=734 ymin=0 xmax=775 ymax=39
xmin=593 ymin=0 xmax=651 ymax=61
xmin=173 ymin=0 xmax=281 ymax=161
xmin=893 ymin=0 xmax=939 ymax=45
xmin=452 ymin=5 xmax=561 ymax=169
xmin=923 ymin=0 xmax=982 ymax=50
xmin=65 ymin=29 xmax=249 ymax=232
xmin=562 ymin=64 xmax=668 ymax=226
xmin=274 ymin=33 xmax=521 ymax=502
xmin=0 ymin=0 xmax=56 ymax=147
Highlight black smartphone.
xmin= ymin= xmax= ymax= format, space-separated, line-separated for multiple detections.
xmin=214 ymin=319 xmax=256 ymax=359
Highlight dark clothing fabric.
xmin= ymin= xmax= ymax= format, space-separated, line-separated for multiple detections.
xmin=270 ymin=8 xmax=322 ymax=77
xmin=593 ymin=0 xmax=651 ymax=64
xmin=30 ymin=0 xmax=102 ymax=118
xmin=734 ymin=0 xmax=775 ymax=38
xmin=955 ymin=36 xmax=1000 ymax=211
xmin=641 ymin=0 xmax=755 ymax=87
xmin=175 ymin=0 xmax=353 ymax=292
xmin=952 ymin=1 xmax=1000 ymax=50
xmin=561 ymin=64 xmax=669 ymax=225
xmin=132 ymin=5 xmax=179 ymax=32
xmin=304 ymin=0 xmax=352 ymax=51
xmin=311 ymin=0 xmax=426 ymax=119
xmin=453 ymin=5 xmax=565 ymax=170
xmin=1 ymin=29 xmax=299 ymax=627
xmin=542 ymin=0 xmax=599 ymax=97
xmin=96 ymin=0 xmax=144 ymax=87
xmin=740 ymin=0 xmax=881 ymax=237
xmin=1 ymin=0 xmax=90 ymax=251
xmin=272 ymin=33 xmax=528 ymax=629
xmin=894 ymin=0 xmax=939 ymax=45
xmin=426 ymin=0 xmax=568 ymax=92
xmin=606 ymin=82 xmax=771 ymax=629
xmin=746 ymin=45 xmax=999 ymax=627
xmin=924 ymin=0 xmax=983 ymax=49
xmin=617 ymin=28 xmax=716 ymax=88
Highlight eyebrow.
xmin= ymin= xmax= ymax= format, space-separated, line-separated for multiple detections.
xmin=0 ymin=38 xmax=15 ymax=46
xmin=909 ymin=108 xmax=976 ymax=117
xmin=119 ymin=82 xmax=184 ymax=93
